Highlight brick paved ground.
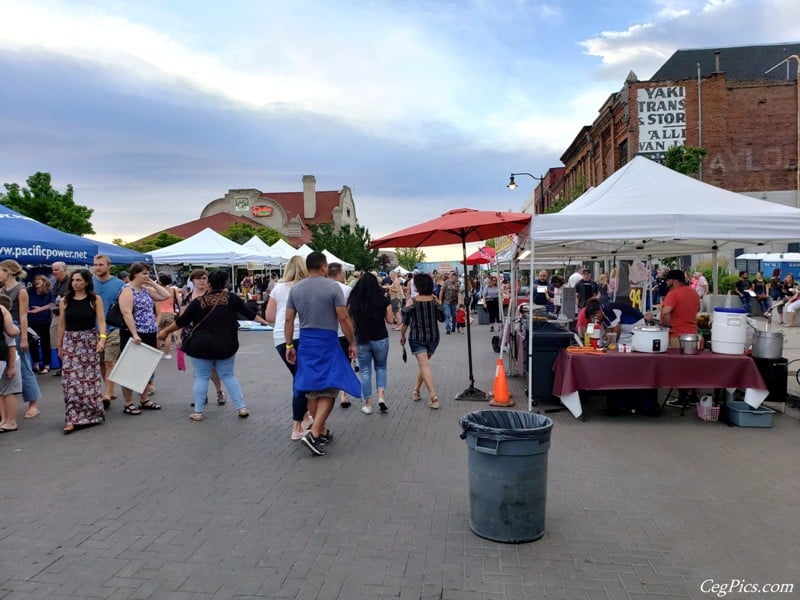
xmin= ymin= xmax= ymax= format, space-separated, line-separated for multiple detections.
xmin=1 ymin=321 xmax=798 ymax=599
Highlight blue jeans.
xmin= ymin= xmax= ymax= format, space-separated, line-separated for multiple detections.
xmin=444 ymin=303 xmax=458 ymax=333
xmin=15 ymin=333 xmax=41 ymax=403
xmin=189 ymin=355 xmax=245 ymax=413
xmin=356 ymin=337 xmax=390 ymax=400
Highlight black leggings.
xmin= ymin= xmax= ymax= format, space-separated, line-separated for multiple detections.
xmin=485 ymin=299 xmax=501 ymax=324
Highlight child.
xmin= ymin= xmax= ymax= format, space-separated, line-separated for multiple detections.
xmin=455 ymin=303 xmax=467 ymax=333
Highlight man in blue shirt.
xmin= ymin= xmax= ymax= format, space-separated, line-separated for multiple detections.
xmin=92 ymin=254 xmax=125 ymax=406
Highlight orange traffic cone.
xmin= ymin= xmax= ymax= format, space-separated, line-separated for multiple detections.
xmin=488 ymin=357 xmax=514 ymax=407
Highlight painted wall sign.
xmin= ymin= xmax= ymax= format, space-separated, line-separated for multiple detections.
xmin=251 ymin=205 xmax=273 ymax=217
xmin=234 ymin=197 xmax=250 ymax=211
xmin=637 ymin=86 xmax=686 ymax=155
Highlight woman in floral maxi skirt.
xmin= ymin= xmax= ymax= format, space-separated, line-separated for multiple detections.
xmin=57 ymin=269 xmax=107 ymax=434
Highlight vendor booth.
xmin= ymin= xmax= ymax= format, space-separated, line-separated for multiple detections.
xmin=526 ymin=156 xmax=800 ymax=417
xmin=149 ymin=228 xmax=283 ymax=266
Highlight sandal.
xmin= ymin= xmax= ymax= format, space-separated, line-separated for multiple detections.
xmin=63 ymin=424 xmax=75 ymax=435
xmin=412 ymin=390 xmax=421 ymax=401
xmin=123 ymin=404 xmax=142 ymax=415
xmin=238 ymin=408 xmax=249 ymax=418
xmin=139 ymin=400 xmax=162 ymax=410
xmin=24 ymin=407 xmax=40 ymax=419
xmin=429 ymin=396 xmax=440 ymax=410
xmin=189 ymin=413 xmax=204 ymax=421
xmin=40 ymin=366 xmax=50 ymax=374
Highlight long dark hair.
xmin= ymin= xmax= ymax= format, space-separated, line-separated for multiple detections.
xmin=347 ymin=273 xmax=386 ymax=331
xmin=65 ymin=268 xmax=97 ymax=310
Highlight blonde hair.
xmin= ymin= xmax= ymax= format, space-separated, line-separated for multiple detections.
xmin=280 ymin=255 xmax=308 ymax=284
xmin=0 ymin=259 xmax=26 ymax=280
xmin=34 ymin=274 xmax=52 ymax=293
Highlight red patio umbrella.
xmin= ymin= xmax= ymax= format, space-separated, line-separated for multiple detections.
xmin=371 ymin=208 xmax=531 ymax=401
xmin=464 ymin=246 xmax=496 ymax=265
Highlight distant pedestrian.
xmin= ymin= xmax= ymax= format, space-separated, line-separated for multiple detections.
xmin=0 ymin=295 xmax=21 ymax=433
xmin=27 ymin=274 xmax=53 ymax=374
xmin=0 ymin=259 xmax=42 ymax=420
xmin=455 ymin=303 xmax=467 ymax=333
xmin=56 ymin=269 xmax=106 ymax=434
xmin=347 ymin=273 xmax=394 ymax=415
xmin=264 ymin=256 xmax=313 ymax=441
xmin=159 ymin=270 xmax=267 ymax=421
xmin=285 ymin=252 xmax=360 ymax=456
xmin=400 ymin=273 xmax=445 ymax=409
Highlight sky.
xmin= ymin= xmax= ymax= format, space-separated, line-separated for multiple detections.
xmin=2 ymin=0 xmax=800 ymax=260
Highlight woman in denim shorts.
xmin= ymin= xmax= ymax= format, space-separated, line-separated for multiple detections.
xmin=399 ymin=273 xmax=445 ymax=409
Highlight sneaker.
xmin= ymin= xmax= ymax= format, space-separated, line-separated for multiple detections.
xmin=361 ymin=405 xmax=373 ymax=415
xmin=217 ymin=391 xmax=226 ymax=405
xmin=378 ymin=399 xmax=388 ymax=412
xmin=318 ymin=430 xmax=334 ymax=445
xmin=162 ymin=354 xmax=172 ymax=360
xmin=301 ymin=432 xmax=325 ymax=456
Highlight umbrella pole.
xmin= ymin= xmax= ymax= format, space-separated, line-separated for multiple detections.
xmin=455 ymin=236 xmax=488 ymax=401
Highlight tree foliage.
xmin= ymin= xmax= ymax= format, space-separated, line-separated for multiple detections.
xmin=665 ymin=145 xmax=707 ymax=176
xmin=1 ymin=172 xmax=95 ymax=235
xmin=309 ymin=223 xmax=379 ymax=271
xmin=123 ymin=232 xmax=184 ymax=253
xmin=395 ymin=247 xmax=426 ymax=270
xmin=545 ymin=174 xmax=586 ymax=214
xmin=221 ymin=222 xmax=283 ymax=246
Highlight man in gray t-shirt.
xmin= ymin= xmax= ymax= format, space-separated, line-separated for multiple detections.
xmin=286 ymin=252 xmax=358 ymax=457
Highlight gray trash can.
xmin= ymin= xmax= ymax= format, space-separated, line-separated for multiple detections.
xmin=459 ymin=410 xmax=553 ymax=543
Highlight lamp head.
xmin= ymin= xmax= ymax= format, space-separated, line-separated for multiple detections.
xmin=507 ymin=175 xmax=517 ymax=190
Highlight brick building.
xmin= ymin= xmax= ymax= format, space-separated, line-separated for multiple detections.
xmin=139 ymin=175 xmax=358 ymax=247
xmin=547 ymin=43 xmax=800 ymax=215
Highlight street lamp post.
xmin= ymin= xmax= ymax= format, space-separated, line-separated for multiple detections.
xmin=507 ymin=172 xmax=545 ymax=213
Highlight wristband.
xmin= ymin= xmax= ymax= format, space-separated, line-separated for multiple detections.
xmin=99 ymin=334 xmax=108 ymax=339
xmin=285 ymin=343 xmax=294 ymax=349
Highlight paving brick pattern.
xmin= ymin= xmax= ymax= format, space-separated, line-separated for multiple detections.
xmin=1 ymin=322 xmax=798 ymax=599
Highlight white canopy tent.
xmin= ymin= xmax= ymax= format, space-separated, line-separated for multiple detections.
xmin=530 ymin=156 xmax=800 ymax=260
xmin=269 ymin=238 xmax=302 ymax=260
xmin=295 ymin=244 xmax=315 ymax=258
xmin=526 ymin=156 xmax=800 ymax=413
xmin=242 ymin=235 xmax=274 ymax=254
xmin=149 ymin=228 xmax=284 ymax=265
xmin=322 ymin=249 xmax=355 ymax=271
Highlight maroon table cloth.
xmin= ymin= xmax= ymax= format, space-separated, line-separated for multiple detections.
xmin=552 ymin=348 xmax=767 ymax=396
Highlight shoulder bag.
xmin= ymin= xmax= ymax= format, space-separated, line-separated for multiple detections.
xmin=105 ymin=289 xmax=127 ymax=329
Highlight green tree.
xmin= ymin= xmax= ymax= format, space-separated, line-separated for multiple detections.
xmin=309 ymin=223 xmax=379 ymax=271
xmin=665 ymin=145 xmax=707 ymax=176
xmin=124 ymin=232 xmax=184 ymax=253
xmin=395 ymin=247 xmax=426 ymax=270
xmin=221 ymin=222 xmax=283 ymax=245
xmin=1 ymin=172 xmax=95 ymax=235
xmin=545 ymin=174 xmax=586 ymax=214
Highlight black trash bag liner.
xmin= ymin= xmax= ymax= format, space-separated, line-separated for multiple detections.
xmin=459 ymin=410 xmax=552 ymax=441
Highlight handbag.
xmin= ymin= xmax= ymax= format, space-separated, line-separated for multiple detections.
xmin=176 ymin=348 xmax=186 ymax=371
xmin=106 ymin=301 xmax=126 ymax=329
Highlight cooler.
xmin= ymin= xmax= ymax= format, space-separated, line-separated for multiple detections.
xmin=711 ymin=307 xmax=747 ymax=355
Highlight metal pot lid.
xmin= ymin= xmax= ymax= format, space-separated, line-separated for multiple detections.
xmin=754 ymin=330 xmax=783 ymax=339
xmin=679 ymin=333 xmax=700 ymax=341
xmin=633 ymin=325 xmax=668 ymax=332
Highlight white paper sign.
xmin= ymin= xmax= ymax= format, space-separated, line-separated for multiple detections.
xmin=108 ymin=339 xmax=163 ymax=394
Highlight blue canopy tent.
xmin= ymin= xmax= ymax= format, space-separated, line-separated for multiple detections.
xmin=91 ymin=239 xmax=152 ymax=265
xmin=0 ymin=204 xmax=97 ymax=264
xmin=0 ymin=204 xmax=151 ymax=265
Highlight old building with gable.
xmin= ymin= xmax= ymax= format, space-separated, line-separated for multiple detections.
xmin=138 ymin=175 xmax=358 ymax=247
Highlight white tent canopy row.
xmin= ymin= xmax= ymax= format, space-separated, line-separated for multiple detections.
xmin=149 ymin=228 xmax=285 ymax=266
xmin=242 ymin=236 xmax=356 ymax=270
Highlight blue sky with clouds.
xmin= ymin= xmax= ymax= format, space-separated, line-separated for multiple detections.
xmin=2 ymin=0 xmax=799 ymax=258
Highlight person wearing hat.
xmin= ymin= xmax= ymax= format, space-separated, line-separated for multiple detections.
xmin=660 ymin=269 xmax=700 ymax=347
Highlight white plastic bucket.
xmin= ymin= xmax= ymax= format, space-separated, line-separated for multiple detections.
xmin=711 ymin=308 xmax=747 ymax=355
